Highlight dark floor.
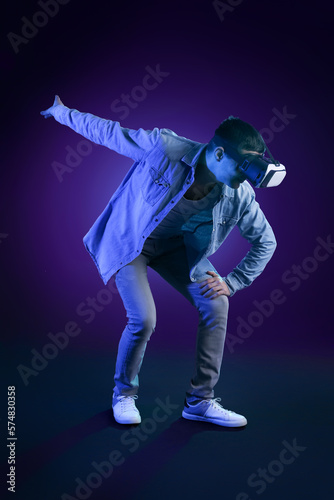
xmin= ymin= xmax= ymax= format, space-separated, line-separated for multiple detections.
xmin=1 ymin=347 xmax=333 ymax=500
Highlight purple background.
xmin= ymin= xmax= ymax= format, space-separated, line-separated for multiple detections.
xmin=2 ymin=0 xmax=333 ymax=355
xmin=1 ymin=1 xmax=333 ymax=499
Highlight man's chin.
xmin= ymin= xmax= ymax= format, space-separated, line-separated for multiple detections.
xmin=228 ymin=180 xmax=241 ymax=189
xmin=229 ymin=176 xmax=247 ymax=189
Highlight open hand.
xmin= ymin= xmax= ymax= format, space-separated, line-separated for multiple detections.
xmin=40 ymin=95 xmax=64 ymax=119
xmin=199 ymin=271 xmax=231 ymax=299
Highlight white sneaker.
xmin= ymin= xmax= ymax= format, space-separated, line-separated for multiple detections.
xmin=112 ymin=394 xmax=141 ymax=424
xmin=182 ymin=397 xmax=247 ymax=427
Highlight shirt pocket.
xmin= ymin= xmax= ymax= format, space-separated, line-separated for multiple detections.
xmin=217 ymin=215 xmax=238 ymax=238
xmin=141 ymin=166 xmax=170 ymax=206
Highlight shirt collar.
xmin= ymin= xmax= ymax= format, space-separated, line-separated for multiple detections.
xmin=221 ymin=183 xmax=235 ymax=198
xmin=181 ymin=141 xmax=207 ymax=168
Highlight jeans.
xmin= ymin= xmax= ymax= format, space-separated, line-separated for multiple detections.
xmin=113 ymin=235 xmax=229 ymax=402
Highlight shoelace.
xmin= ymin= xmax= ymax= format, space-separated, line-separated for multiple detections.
xmin=118 ymin=395 xmax=139 ymax=413
xmin=207 ymin=397 xmax=236 ymax=415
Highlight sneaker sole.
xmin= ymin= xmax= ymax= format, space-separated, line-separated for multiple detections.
xmin=182 ymin=410 xmax=247 ymax=427
xmin=113 ymin=412 xmax=141 ymax=425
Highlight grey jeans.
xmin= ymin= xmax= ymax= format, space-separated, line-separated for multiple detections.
xmin=113 ymin=235 xmax=229 ymax=402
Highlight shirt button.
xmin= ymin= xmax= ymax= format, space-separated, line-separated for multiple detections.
xmin=155 ymin=218 xmax=158 ymax=222
xmin=171 ymin=200 xmax=174 ymax=204
xmin=191 ymin=277 xmax=195 ymax=282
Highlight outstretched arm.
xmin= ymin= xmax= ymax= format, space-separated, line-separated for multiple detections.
xmin=40 ymin=95 xmax=160 ymax=161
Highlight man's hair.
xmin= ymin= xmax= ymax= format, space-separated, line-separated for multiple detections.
xmin=214 ymin=116 xmax=266 ymax=154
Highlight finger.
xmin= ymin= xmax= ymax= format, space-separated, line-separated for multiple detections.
xmin=210 ymin=291 xmax=228 ymax=299
xmin=206 ymin=289 xmax=220 ymax=298
xmin=199 ymin=278 xmax=216 ymax=288
xmin=202 ymin=284 xmax=222 ymax=297
xmin=199 ymin=281 xmax=209 ymax=289
xmin=200 ymin=280 xmax=221 ymax=292
xmin=210 ymin=286 xmax=229 ymax=298
xmin=200 ymin=282 xmax=216 ymax=294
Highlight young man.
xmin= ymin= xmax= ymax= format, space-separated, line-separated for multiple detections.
xmin=41 ymin=95 xmax=278 ymax=428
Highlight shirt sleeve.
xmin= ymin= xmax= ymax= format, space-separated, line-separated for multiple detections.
xmin=222 ymin=193 xmax=277 ymax=296
xmin=52 ymin=105 xmax=160 ymax=161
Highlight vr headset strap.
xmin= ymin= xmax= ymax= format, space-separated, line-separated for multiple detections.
xmin=265 ymin=143 xmax=280 ymax=166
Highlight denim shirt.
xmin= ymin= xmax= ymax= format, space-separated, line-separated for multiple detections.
xmin=53 ymin=106 xmax=277 ymax=296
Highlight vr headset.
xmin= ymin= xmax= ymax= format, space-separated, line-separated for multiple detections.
xmin=215 ymin=136 xmax=286 ymax=188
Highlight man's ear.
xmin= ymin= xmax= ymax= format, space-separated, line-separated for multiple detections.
xmin=215 ymin=147 xmax=224 ymax=161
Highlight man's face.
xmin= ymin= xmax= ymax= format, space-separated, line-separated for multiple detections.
xmin=206 ymin=145 xmax=263 ymax=189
